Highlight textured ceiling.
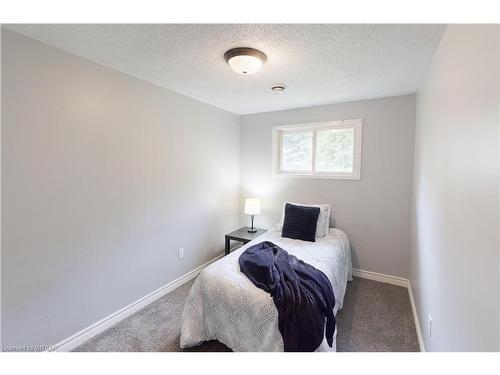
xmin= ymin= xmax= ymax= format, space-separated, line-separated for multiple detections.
xmin=5 ymin=24 xmax=445 ymax=115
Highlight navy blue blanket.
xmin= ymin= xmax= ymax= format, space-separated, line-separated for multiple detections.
xmin=238 ymin=241 xmax=336 ymax=352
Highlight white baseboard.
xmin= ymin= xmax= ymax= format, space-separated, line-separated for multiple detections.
xmin=51 ymin=252 xmax=225 ymax=352
xmin=352 ymin=268 xmax=408 ymax=288
xmin=52 ymin=259 xmax=425 ymax=352
xmin=407 ymin=281 xmax=426 ymax=352
xmin=353 ymin=268 xmax=425 ymax=352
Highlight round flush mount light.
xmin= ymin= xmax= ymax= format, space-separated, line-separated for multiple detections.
xmin=224 ymin=47 xmax=267 ymax=75
xmin=271 ymin=84 xmax=286 ymax=94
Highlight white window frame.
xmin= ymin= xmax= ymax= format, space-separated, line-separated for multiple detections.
xmin=272 ymin=119 xmax=362 ymax=180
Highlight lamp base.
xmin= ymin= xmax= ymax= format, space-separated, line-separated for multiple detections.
xmin=247 ymin=228 xmax=257 ymax=233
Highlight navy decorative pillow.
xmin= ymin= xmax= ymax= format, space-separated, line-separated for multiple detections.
xmin=282 ymin=203 xmax=320 ymax=242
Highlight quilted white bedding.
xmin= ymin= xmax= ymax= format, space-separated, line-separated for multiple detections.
xmin=180 ymin=225 xmax=353 ymax=352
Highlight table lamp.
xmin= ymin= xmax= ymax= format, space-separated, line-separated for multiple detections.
xmin=244 ymin=198 xmax=261 ymax=233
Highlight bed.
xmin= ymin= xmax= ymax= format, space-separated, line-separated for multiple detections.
xmin=180 ymin=225 xmax=353 ymax=352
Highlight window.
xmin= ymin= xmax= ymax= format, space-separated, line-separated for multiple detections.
xmin=272 ymin=119 xmax=362 ymax=180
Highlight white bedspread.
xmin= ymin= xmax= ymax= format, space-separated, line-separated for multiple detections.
xmin=180 ymin=226 xmax=352 ymax=352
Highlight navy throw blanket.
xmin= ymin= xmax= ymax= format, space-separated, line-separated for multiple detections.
xmin=239 ymin=241 xmax=336 ymax=352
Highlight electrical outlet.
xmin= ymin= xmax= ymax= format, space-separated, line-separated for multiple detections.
xmin=428 ymin=314 xmax=433 ymax=337
xmin=178 ymin=248 xmax=184 ymax=260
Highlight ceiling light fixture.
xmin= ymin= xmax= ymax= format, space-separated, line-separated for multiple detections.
xmin=271 ymin=84 xmax=286 ymax=94
xmin=224 ymin=47 xmax=267 ymax=75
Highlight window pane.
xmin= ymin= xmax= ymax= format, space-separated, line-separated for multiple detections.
xmin=281 ymin=130 xmax=313 ymax=171
xmin=315 ymin=128 xmax=354 ymax=172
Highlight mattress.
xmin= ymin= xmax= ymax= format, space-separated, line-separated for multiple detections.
xmin=180 ymin=225 xmax=353 ymax=352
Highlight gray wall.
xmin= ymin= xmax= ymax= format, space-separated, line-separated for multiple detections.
xmin=410 ymin=25 xmax=500 ymax=351
xmin=0 ymin=26 xmax=3 ymax=347
xmin=239 ymin=95 xmax=416 ymax=277
xmin=1 ymin=29 xmax=240 ymax=347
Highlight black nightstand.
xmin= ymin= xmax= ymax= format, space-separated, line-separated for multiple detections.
xmin=224 ymin=227 xmax=267 ymax=255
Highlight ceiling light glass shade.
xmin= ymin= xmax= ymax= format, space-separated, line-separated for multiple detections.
xmin=227 ymin=55 xmax=263 ymax=75
xmin=224 ymin=47 xmax=267 ymax=75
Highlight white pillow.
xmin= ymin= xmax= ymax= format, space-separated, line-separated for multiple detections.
xmin=279 ymin=202 xmax=331 ymax=238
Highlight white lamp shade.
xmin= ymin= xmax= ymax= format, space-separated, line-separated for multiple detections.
xmin=244 ymin=198 xmax=261 ymax=215
xmin=227 ymin=55 xmax=263 ymax=75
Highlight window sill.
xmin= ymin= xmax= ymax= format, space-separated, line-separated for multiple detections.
xmin=272 ymin=172 xmax=361 ymax=181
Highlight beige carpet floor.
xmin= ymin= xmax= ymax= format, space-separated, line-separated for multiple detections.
xmin=73 ymin=277 xmax=419 ymax=352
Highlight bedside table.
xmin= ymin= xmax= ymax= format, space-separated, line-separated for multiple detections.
xmin=225 ymin=227 xmax=267 ymax=255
